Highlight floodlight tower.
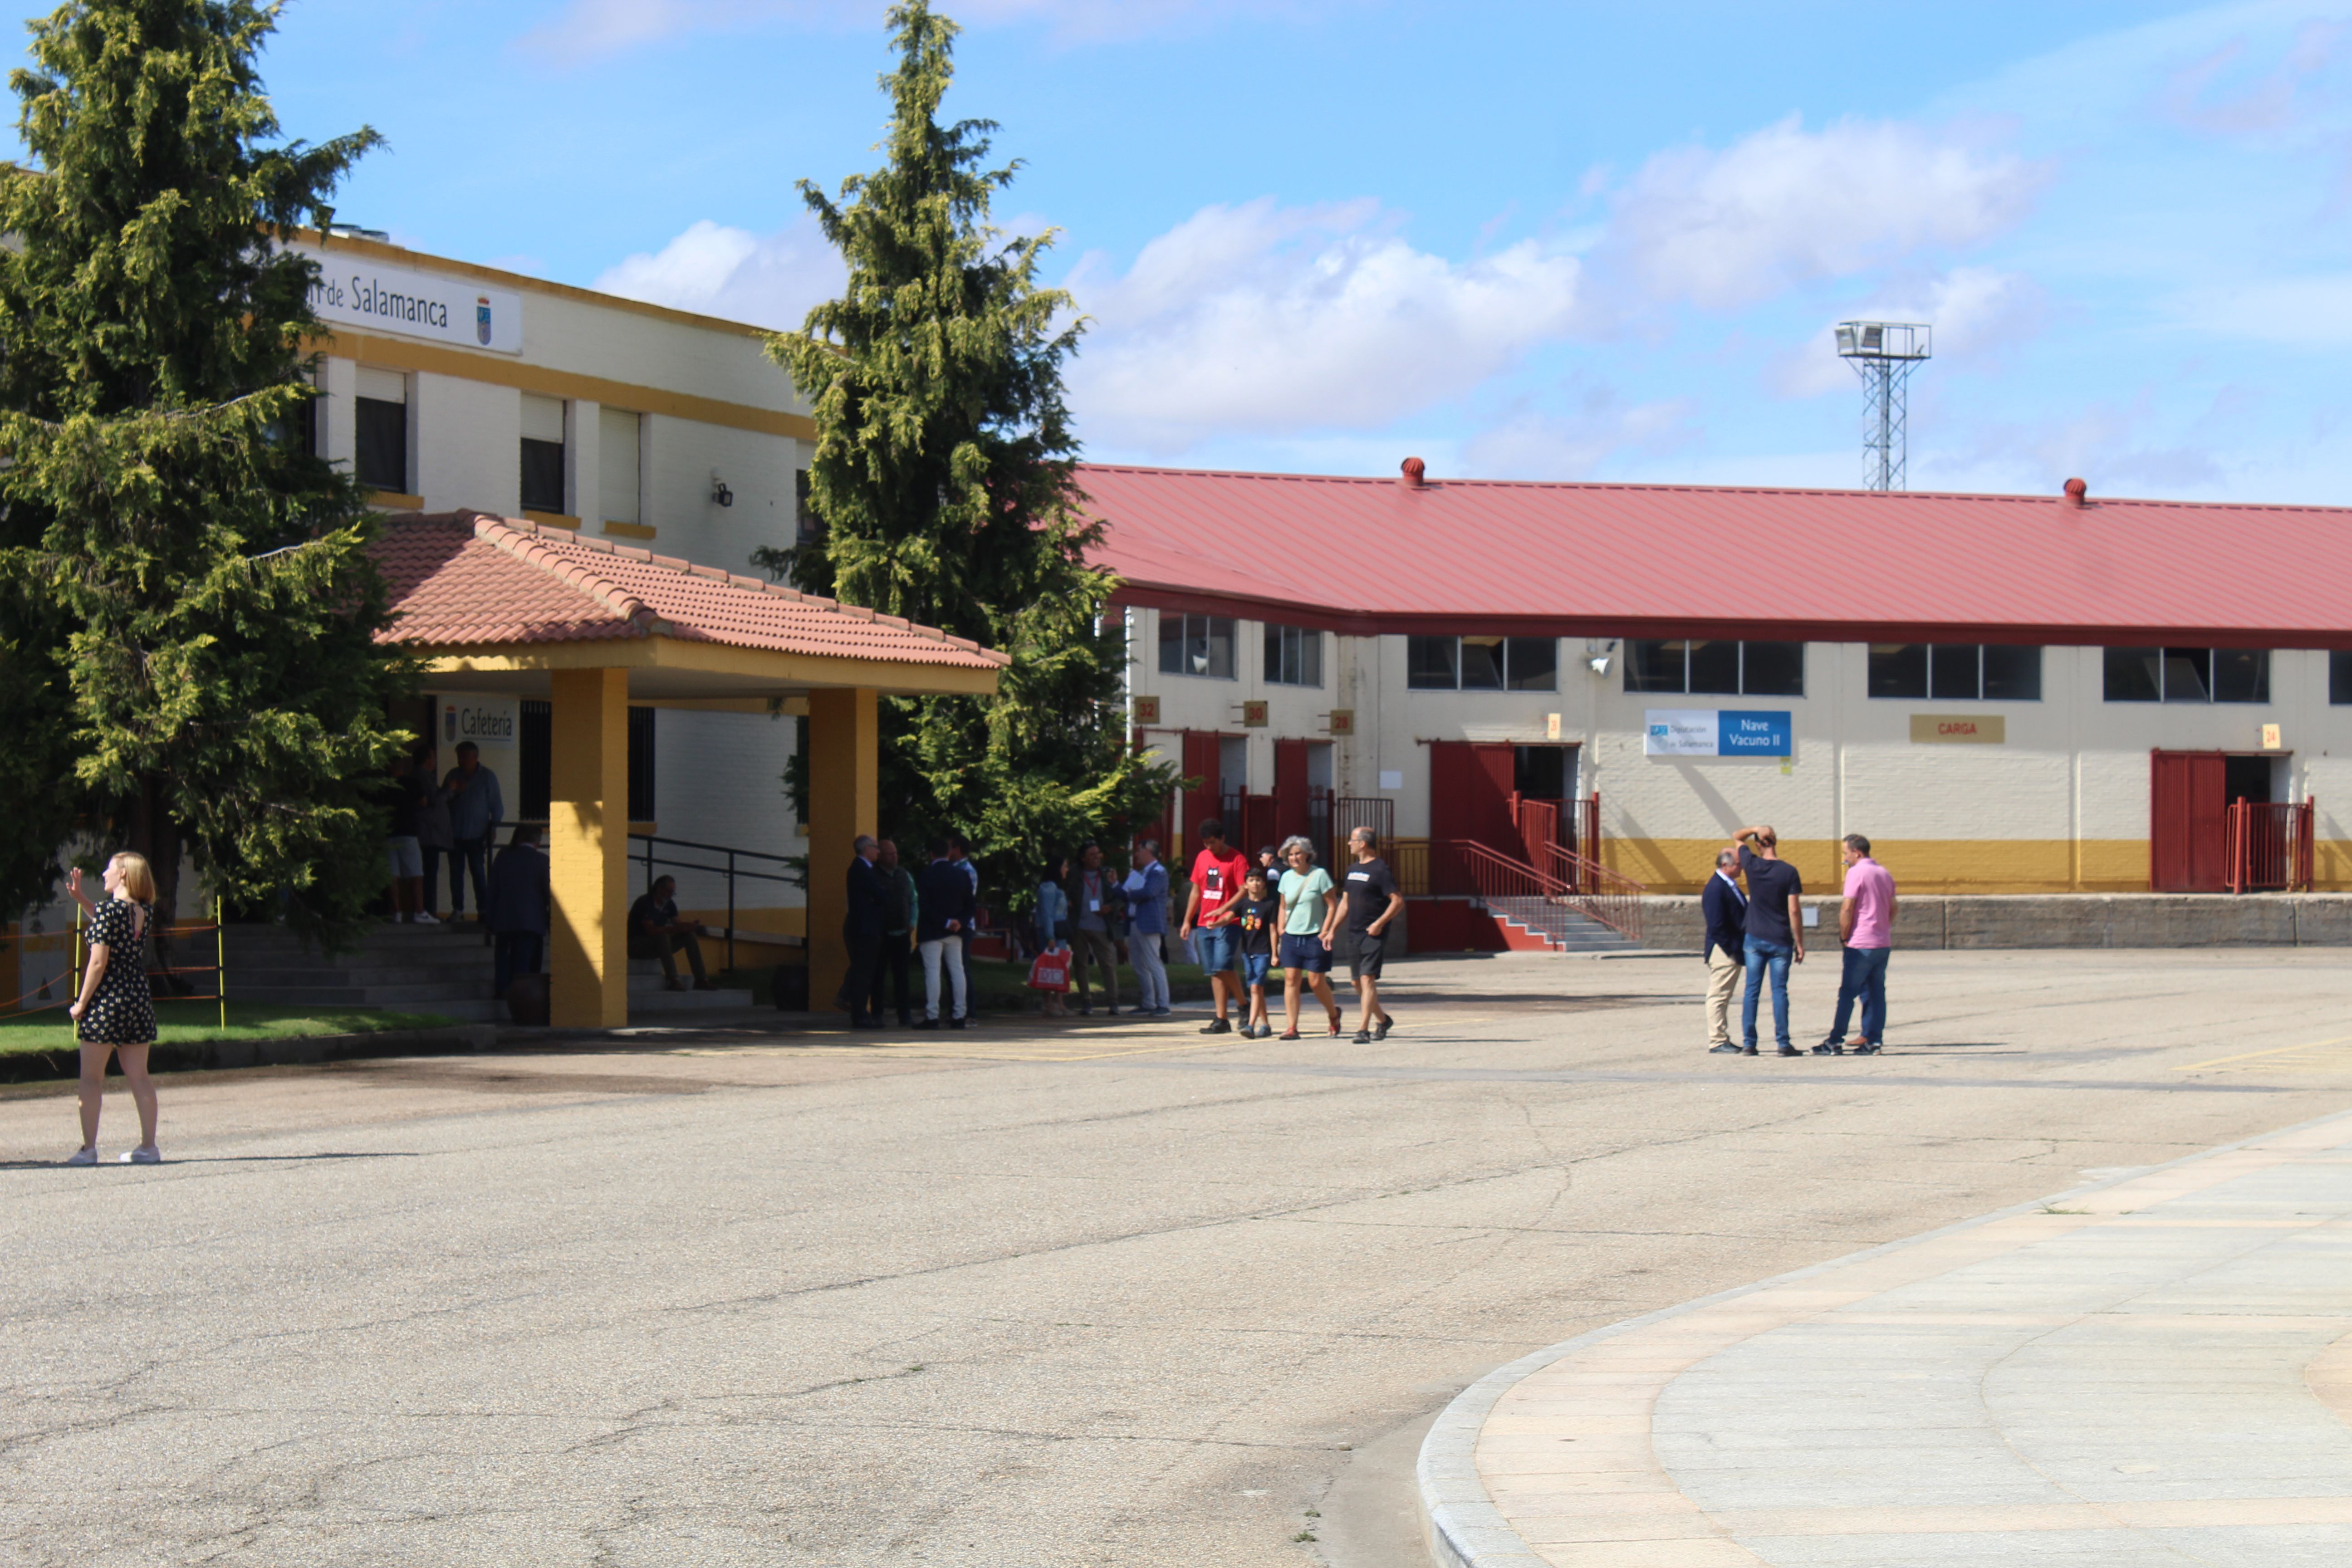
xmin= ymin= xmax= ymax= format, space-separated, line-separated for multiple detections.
xmin=1834 ymin=321 xmax=1932 ymax=491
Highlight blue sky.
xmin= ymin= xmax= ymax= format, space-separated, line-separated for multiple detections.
xmin=7 ymin=0 xmax=2349 ymax=501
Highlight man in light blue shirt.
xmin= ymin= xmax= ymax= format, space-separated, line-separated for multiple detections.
xmin=442 ymin=741 xmax=505 ymax=922
xmin=1123 ymin=839 xmax=1172 ymax=1017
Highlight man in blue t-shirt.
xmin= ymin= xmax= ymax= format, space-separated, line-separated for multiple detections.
xmin=1732 ymin=825 xmax=1804 ymax=1057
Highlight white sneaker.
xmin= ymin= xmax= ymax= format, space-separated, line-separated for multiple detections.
xmin=121 ymin=1146 xmax=162 ymax=1164
xmin=411 ymin=911 xmax=439 ymax=925
xmin=64 ymin=1147 xmax=98 ymax=1166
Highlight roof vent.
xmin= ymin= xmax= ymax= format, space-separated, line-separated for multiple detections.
xmin=1400 ymin=456 xmax=1426 ymax=489
xmin=2063 ymin=477 xmax=2088 ymax=507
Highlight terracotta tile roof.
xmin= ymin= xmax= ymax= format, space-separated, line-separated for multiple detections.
xmin=1078 ymin=462 xmax=2352 ymax=648
xmin=372 ymin=513 xmax=1008 ymax=668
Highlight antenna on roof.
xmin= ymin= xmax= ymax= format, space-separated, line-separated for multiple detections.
xmin=1834 ymin=321 xmax=1931 ymax=491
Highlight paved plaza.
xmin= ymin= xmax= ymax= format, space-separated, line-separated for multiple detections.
xmin=5 ymin=949 xmax=2352 ymax=1566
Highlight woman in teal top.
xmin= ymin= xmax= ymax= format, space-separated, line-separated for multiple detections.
xmin=1274 ymin=836 xmax=1343 ymax=1038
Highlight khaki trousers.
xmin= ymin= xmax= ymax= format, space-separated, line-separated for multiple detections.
xmin=1705 ymin=946 xmax=1741 ymax=1044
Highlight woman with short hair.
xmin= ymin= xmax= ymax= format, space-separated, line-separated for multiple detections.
xmin=1274 ymin=835 xmax=1343 ymax=1038
xmin=64 ymin=851 xmax=162 ymax=1165
xmin=1035 ymin=852 xmax=1072 ymax=1018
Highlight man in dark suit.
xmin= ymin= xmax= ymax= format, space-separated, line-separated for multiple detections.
xmin=840 ymin=834 xmax=887 ymax=1028
xmin=1701 ymin=846 xmax=1748 ymax=1054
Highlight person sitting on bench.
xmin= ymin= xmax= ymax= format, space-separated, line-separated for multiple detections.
xmin=628 ymin=876 xmax=714 ymax=991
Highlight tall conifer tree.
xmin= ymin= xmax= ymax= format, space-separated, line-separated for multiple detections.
xmin=0 ymin=0 xmax=410 ymax=944
xmin=769 ymin=1 xmax=1172 ymax=899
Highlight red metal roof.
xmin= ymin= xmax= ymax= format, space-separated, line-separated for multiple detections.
xmin=1077 ymin=465 xmax=2352 ymax=648
xmin=372 ymin=513 xmax=1008 ymax=668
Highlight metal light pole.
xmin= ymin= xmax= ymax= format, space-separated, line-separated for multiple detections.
xmin=1834 ymin=322 xmax=1932 ymax=491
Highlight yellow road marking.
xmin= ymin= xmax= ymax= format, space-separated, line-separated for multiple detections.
xmin=2177 ymin=1035 xmax=2352 ymax=1073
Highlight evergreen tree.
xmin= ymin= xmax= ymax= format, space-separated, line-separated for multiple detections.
xmin=767 ymin=0 xmax=1173 ymax=905
xmin=0 ymin=0 xmax=411 ymax=946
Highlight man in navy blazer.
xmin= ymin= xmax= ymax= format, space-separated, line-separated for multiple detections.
xmin=1701 ymin=847 xmax=1748 ymax=1054
xmin=840 ymin=835 xmax=888 ymax=1028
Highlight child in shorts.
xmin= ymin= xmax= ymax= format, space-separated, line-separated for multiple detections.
xmin=1228 ymin=867 xmax=1282 ymax=1040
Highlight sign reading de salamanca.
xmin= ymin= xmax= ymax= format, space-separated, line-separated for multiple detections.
xmin=319 ymin=273 xmax=448 ymax=330
xmin=292 ymin=244 xmax=524 ymax=355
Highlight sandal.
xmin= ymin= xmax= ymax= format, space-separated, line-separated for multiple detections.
xmin=1278 ymin=1029 xmax=1301 ymax=1040
xmin=1326 ymin=1008 xmax=1343 ymax=1036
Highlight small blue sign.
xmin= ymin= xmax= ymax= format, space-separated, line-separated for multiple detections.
xmin=1717 ymin=711 xmax=1792 ymax=756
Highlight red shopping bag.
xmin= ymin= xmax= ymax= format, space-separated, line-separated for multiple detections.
xmin=1028 ymin=949 xmax=1071 ymax=992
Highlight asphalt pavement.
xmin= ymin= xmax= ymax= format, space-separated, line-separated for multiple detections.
xmin=3 ymin=948 xmax=2350 ymax=1567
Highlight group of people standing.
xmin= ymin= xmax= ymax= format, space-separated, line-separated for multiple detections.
xmin=840 ymin=833 xmax=983 ymax=1028
xmin=831 ymin=819 xmax=1408 ymax=1041
xmin=378 ymin=741 xmax=507 ymax=924
xmin=1700 ymin=825 xmax=1896 ymax=1056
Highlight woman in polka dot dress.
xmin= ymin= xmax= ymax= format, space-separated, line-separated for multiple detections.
xmin=63 ymin=852 xmax=162 ymax=1166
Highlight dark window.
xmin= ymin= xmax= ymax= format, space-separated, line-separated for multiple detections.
xmin=519 ymin=437 xmax=565 ymax=513
xmin=354 ymin=397 xmax=407 ymax=492
xmin=1688 ymin=639 xmax=1740 ymax=694
xmin=1872 ymin=643 xmax=2041 ymax=701
xmin=1406 ymin=635 xmax=1459 ymax=689
xmin=1264 ymin=624 xmax=1323 ymax=686
xmin=2104 ymin=647 xmax=2162 ymax=702
xmin=1868 ymin=643 xmax=1928 ymax=698
xmin=519 ymin=700 xmax=552 ymax=820
xmin=1625 ymin=639 xmax=1803 ymax=696
xmin=1738 ymin=641 xmax=1806 ymax=697
xmin=1929 ymin=643 xmax=1979 ymax=701
xmin=795 ymin=469 xmax=820 ymax=546
xmin=1982 ymin=645 xmax=2043 ymax=701
xmin=2332 ymin=651 xmax=2352 ymax=705
xmin=2213 ymin=649 xmax=2269 ymax=704
xmin=1459 ymin=636 xmax=1505 ymax=690
xmin=1158 ymin=613 xmax=1235 ymax=679
xmin=1505 ymin=637 xmax=1557 ymax=692
xmin=627 ymin=705 xmax=656 ymax=822
xmin=1626 ymin=639 xmax=1686 ymax=692
xmin=2106 ymin=646 xmax=2267 ymax=703
xmin=2162 ymin=647 xmax=2210 ymax=703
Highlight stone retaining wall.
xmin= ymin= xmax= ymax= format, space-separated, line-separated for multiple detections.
xmin=1638 ymin=893 xmax=2352 ymax=951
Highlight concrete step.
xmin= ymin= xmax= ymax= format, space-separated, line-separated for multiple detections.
xmin=628 ymin=986 xmax=757 ymax=1014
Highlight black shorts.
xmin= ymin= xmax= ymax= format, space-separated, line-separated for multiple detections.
xmin=1351 ymin=932 xmax=1387 ymax=980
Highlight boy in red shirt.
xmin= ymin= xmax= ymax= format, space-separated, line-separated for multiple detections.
xmin=1179 ymin=818 xmax=1252 ymax=1035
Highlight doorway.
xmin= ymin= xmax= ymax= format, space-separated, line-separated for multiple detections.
xmin=2151 ymin=750 xmax=2287 ymax=892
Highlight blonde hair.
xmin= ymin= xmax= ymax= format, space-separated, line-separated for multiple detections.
xmin=111 ymin=851 xmax=157 ymax=904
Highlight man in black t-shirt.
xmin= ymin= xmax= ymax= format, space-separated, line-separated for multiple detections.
xmin=1341 ymin=826 xmax=1404 ymax=1044
xmin=628 ymin=876 xmax=711 ymax=991
xmin=1732 ymin=825 xmax=1804 ymax=1056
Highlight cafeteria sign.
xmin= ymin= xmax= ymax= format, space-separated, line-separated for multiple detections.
xmin=1645 ymin=710 xmax=1792 ymax=757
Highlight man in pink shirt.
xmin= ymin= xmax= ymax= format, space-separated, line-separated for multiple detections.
xmin=1817 ymin=834 xmax=1896 ymax=1056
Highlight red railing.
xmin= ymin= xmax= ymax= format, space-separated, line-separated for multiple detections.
xmin=2227 ymin=796 xmax=2314 ymax=893
xmin=1403 ymin=838 xmax=1645 ymax=943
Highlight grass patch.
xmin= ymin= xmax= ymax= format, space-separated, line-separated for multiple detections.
xmin=0 ymin=1002 xmax=461 ymax=1056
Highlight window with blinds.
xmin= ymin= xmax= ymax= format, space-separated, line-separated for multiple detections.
xmin=519 ymin=394 xmax=566 ymax=514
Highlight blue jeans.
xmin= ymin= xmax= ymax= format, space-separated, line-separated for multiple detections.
xmin=1829 ymin=946 xmax=1890 ymax=1043
xmin=449 ymin=838 xmax=490 ymax=915
xmin=1741 ymin=936 xmax=1793 ymax=1049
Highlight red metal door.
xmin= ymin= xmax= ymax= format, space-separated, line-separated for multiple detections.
xmin=1181 ymin=731 xmax=1222 ymax=857
xmin=2151 ymin=750 xmax=2229 ymax=891
xmin=1429 ymin=742 xmax=1519 ymax=853
xmin=1274 ymin=738 xmax=1311 ymax=843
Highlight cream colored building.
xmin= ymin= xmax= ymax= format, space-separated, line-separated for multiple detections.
xmin=298 ymin=230 xmax=820 ymax=933
xmin=1082 ymin=463 xmax=2352 ymax=906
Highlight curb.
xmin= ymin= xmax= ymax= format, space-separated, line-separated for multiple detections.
xmin=0 ymin=1024 xmax=497 ymax=1085
xmin=1413 ymin=1101 xmax=2352 ymax=1568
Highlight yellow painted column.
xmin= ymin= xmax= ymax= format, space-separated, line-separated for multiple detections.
xmin=549 ymin=666 xmax=631 ymax=1028
xmin=806 ymin=686 xmax=880 ymax=1010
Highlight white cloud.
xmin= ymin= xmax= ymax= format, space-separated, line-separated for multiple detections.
xmin=1600 ymin=116 xmax=2047 ymax=311
xmin=591 ymin=216 xmax=846 ymax=330
xmin=1460 ymin=391 xmax=1695 ymax=481
xmin=1772 ymin=266 xmax=2046 ymax=398
xmin=1065 ymin=198 xmax=1583 ymax=452
xmin=521 ymin=0 xmax=1354 ymax=61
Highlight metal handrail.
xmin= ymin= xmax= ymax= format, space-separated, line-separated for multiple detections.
xmin=1446 ymin=838 xmax=1646 ymax=943
xmin=627 ymin=832 xmax=802 ymax=973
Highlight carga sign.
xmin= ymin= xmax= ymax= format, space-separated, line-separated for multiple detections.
xmin=1644 ymin=710 xmax=1793 ymax=757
